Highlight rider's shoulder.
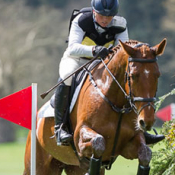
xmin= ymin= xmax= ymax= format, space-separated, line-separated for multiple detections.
xmin=72 ymin=12 xmax=91 ymax=25
xmin=77 ymin=12 xmax=93 ymax=30
xmin=111 ymin=15 xmax=127 ymax=28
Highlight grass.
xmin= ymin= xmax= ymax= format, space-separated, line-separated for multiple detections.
xmin=0 ymin=128 xmax=164 ymax=175
xmin=0 ymin=142 xmax=26 ymax=175
xmin=0 ymin=141 xmax=138 ymax=175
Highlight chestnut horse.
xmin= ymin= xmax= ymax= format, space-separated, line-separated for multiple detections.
xmin=23 ymin=39 xmax=166 ymax=175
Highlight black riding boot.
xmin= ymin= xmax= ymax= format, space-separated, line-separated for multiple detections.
xmin=54 ymin=83 xmax=72 ymax=146
xmin=144 ymin=129 xmax=165 ymax=144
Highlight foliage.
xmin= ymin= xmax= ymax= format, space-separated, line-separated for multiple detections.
xmin=24 ymin=0 xmax=69 ymax=8
xmin=155 ymin=88 xmax=175 ymax=111
xmin=121 ymin=0 xmax=175 ymax=106
xmin=120 ymin=0 xmax=165 ymax=42
xmin=25 ymin=0 xmax=40 ymax=7
xmin=150 ymin=119 xmax=175 ymax=175
xmin=150 ymin=89 xmax=175 ymax=175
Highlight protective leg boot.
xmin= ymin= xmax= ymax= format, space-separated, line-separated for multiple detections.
xmin=54 ymin=83 xmax=72 ymax=145
xmin=137 ymin=165 xmax=150 ymax=175
xmin=144 ymin=130 xmax=165 ymax=145
xmin=87 ymin=156 xmax=102 ymax=175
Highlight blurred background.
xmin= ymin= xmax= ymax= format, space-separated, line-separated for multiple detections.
xmin=0 ymin=0 xmax=174 ymax=174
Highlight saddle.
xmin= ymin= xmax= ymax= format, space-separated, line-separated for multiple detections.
xmin=50 ymin=59 xmax=101 ymax=121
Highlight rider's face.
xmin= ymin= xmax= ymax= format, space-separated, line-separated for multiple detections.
xmin=93 ymin=11 xmax=113 ymax=28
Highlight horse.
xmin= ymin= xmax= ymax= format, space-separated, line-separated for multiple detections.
xmin=23 ymin=38 xmax=167 ymax=175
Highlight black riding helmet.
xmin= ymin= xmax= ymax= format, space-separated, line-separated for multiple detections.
xmin=91 ymin=0 xmax=119 ymax=16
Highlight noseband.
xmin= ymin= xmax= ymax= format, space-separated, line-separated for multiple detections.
xmin=126 ymin=56 xmax=158 ymax=115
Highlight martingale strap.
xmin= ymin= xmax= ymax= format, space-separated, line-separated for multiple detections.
xmin=86 ymin=66 xmax=131 ymax=170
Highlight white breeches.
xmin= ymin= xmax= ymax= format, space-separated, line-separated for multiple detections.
xmin=59 ymin=53 xmax=90 ymax=86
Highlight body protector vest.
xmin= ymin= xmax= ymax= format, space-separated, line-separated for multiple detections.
xmin=68 ymin=7 xmax=127 ymax=48
xmin=78 ymin=11 xmax=126 ymax=47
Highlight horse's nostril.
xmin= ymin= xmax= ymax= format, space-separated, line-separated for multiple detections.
xmin=139 ymin=120 xmax=145 ymax=128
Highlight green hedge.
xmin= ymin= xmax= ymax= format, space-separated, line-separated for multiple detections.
xmin=150 ymin=119 xmax=175 ymax=175
xmin=150 ymin=88 xmax=175 ymax=175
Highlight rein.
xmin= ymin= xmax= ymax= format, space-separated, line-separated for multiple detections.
xmin=87 ymin=67 xmax=132 ymax=114
xmin=87 ymin=54 xmax=158 ymax=170
xmin=101 ymin=57 xmax=158 ymax=115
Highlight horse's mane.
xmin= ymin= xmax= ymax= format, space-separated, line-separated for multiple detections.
xmin=113 ymin=40 xmax=140 ymax=52
xmin=109 ymin=40 xmax=141 ymax=58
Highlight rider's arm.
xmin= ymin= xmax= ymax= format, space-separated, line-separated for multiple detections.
xmin=66 ymin=14 xmax=94 ymax=58
xmin=114 ymin=27 xmax=129 ymax=45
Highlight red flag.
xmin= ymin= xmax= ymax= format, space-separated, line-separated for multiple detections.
xmin=0 ymin=86 xmax=32 ymax=129
xmin=156 ymin=103 xmax=175 ymax=121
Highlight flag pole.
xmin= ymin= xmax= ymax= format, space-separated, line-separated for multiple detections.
xmin=31 ymin=83 xmax=37 ymax=175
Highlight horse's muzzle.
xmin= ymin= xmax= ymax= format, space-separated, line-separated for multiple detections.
xmin=138 ymin=118 xmax=154 ymax=131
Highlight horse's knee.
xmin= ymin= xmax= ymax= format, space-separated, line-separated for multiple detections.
xmin=78 ymin=127 xmax=105 ymax=158
xmin=138 ymin=143 xmax=152 ymax=166
xmin=91 ymin=135 xmax=105 ymax=157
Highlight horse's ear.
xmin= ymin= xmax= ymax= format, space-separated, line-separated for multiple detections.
xmin=151 ymin=38 xmax=167 ymax=56
xmin=119 ymin=40 xmax=135 ymax=57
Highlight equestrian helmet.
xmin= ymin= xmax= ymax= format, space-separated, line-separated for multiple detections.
xmin=91 ymin=0 xmax=119 ymax=16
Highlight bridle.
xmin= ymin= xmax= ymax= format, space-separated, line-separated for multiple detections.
xmin=88 ymin=43 xmax=158 ymax=116
xmin=125 ymin=43 xmax=158 ymax=115
xmin=125 ymin=56 xmax=158 ymax=115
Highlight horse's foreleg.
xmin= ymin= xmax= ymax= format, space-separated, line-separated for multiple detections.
xmin=78 ymin=126 xmax=106 ymax=158
xmin=137 ymin=164 xmax=150 ymax=175
xmin=137 ymin=142 xmax=151 ymax=175
xmin=121 ymin=132 xmax=152 ymax=175
xmin=76 ymin=126 xmax=106 ymax=175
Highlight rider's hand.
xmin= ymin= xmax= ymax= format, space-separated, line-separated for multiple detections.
xmin=92 ymin=46 xmax=109 ymax=59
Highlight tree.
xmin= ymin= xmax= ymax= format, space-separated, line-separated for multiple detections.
xmin=120 ymin=0 xmax=175 ymax=107
xmin=120 ymin=0 xmax=165 ymax=43
xmin=25 ymin=0 xmax=69 ymax=8
xmin=25 ymin=0 xmax=40 ymax=7
xmin=0 ymin=119 xmax=15 ymax=143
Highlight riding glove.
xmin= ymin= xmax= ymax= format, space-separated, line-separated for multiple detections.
xmin=92 ymin=46 xmax=109 ymax=59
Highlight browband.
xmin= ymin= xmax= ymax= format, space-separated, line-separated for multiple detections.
xmin=128 ymin=57 xmax=158 ymax=63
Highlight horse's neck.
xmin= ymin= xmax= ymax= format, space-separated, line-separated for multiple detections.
xmin=103 ymin=52 xmax=128 ymax=107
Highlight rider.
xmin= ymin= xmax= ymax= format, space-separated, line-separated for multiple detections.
xmin=54 ymin=0 xmax=165 ymax=145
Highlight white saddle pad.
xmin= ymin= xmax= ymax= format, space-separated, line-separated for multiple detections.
xmin=38 ymin=74 xmax=87 ymax=118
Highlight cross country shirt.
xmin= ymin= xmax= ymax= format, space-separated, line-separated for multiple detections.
xmin=65 ymin=11 xmax=129 ymax=59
